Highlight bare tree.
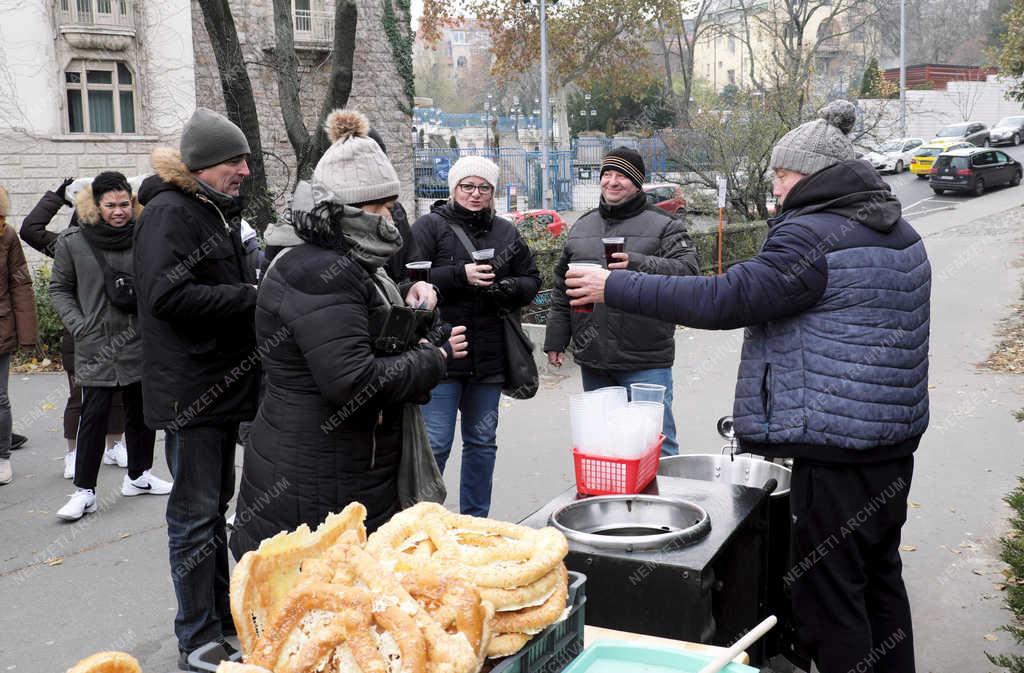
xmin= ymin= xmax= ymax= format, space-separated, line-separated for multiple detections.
xmin=661 ymin=0 xmax=718 ymax=126
xmin=270 ymin=0 xmax=358 ymax=181
xmin=195 ymin=0 xmax=274 ymax=229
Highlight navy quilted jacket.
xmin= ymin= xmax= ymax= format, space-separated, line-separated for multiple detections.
xmin=606 ymin=160 xmax=931 ymax=463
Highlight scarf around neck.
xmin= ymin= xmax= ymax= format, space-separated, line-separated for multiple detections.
xmin=81 ymin=219 xmax=134 ymax=250
xmin=290 ymin=180 xmax=403 ymax=269
xmin=599 ymin=190 xmax=649 ymax=221
xmin=197 ymin=179 xmax=246 ymax=220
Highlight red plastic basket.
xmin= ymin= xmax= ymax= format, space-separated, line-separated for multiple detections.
xmin=572 ymin=435 xmax=663 ymax=496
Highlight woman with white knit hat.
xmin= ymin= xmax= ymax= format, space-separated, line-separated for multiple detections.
xmin=411 ymin=156 xmax=541 ymax=517
xmin=229 ymin=110 xmax=467 ymax=555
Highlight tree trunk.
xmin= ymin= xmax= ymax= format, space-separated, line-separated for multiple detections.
xmin=304 ymin=0 xmax=358 ymax=179
xmin=271 ymin=0 xmax=313 ymax=182
xmin=195 ymin=0 xmax=274 ymax=232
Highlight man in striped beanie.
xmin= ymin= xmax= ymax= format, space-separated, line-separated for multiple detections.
xmin=543 ymin=146 xmax=699 ymax=456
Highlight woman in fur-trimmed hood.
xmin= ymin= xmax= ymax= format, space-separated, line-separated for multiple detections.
xmin=229 ymin=109 xmax=465 ymax=559
xmin=0 ymin=185 xmax=38 ymax=486
xmin=49 ymin=171 xmax=171 ymax=522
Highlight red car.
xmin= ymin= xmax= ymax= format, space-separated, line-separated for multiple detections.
xmin=642 ymin=183 xmax=687 ymax=217
xmin=509 ymin=209 xmax=566 ymax=238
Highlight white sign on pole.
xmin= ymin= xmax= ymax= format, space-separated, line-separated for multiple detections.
xmin=717 ymin=177 xmax=728 ymax=209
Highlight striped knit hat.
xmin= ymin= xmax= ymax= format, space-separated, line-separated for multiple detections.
xmin=600 ymin=147 xmax=646 ymax=189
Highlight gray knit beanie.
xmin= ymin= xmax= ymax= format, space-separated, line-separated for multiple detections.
xmin=313 ymin=110 xmax=401 ymax=205
xmin=180 ymin=108 xmax=251 ymax=171
xmin=770 ymin=100 xmax=857 ymax=175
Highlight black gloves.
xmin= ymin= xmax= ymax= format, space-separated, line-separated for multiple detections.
xmin=424 ymin=322 xmax=455 ymax=360
xmin=55 ymin=177 xmax=75 ymax=205
xmin=482 ymin=277 xmax=519 ymax=301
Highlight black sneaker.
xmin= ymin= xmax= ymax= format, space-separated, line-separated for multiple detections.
xmin=178 ymin=640 xmax=238 ymax=672
xmin=10 ymin=433 xmax=26 ymax=450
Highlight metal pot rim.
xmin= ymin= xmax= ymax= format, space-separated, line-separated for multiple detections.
xmin=549 ymin=494 xmax=711 ymax=552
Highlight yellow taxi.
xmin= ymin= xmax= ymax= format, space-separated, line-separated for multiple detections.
xmin=909 ymin=139 xmax=974 ymax=178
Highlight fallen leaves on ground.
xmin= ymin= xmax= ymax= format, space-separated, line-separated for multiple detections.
xmin=43 ymin=556 xmax=63 ymax=567
xmin=984 ymin=633 xmax=999 ymax=642
xmin=901 ymin=544 xmax=917 ymax=552
xmin=980 ymin=299 xmax=1024 ymax=373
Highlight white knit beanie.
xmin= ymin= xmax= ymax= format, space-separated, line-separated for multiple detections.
xmin=313 ymin=110 xmax=401 ymax=204
xmin=447 ymin=156 xmax=500 ymax=193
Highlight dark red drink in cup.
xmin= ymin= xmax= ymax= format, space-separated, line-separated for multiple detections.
xmin=471 ymin=248 xmax=495 ymax=266
xmin=567 ymin=262 xmax=602 ymax=313
xmin=406 ymin=261 xmax=432 ymax=283
xmin=602 ymin=237 xmax=625 ymax=266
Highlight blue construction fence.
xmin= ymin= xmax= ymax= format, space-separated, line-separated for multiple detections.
xmin=414 ymin=135 xmax=679 ymax=212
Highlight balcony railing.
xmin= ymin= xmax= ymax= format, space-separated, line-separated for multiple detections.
xmin=58 ymin=0 xmax=135 ymax=30
xmin=294 ymin=9 xmax=334 ymax=45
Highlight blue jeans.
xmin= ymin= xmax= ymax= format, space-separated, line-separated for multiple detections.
xmin=165 ymin=424 xmax=237 ymax=653
xmin=421 ymin=380 xmax=503 ymax=517
xmin=580 ymin=366 xmax=678 ymax=456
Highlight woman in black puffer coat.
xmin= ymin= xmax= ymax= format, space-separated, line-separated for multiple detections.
xmin=412 ymin=156 xmax=540 ymax=517
xmin=229 ymin=111 xmax=462 ymax=556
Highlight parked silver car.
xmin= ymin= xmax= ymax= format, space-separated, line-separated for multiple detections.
xmin=863 ymin=137 xmax=925 ymax=173
xmin=988 ymin=116 xmax=1024 ymax=146
xmin=933 ymin=121 xmax=990 ymax=147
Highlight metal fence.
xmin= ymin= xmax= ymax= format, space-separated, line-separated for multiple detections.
xmin=414 ymin=135 xmax=682 ymax=212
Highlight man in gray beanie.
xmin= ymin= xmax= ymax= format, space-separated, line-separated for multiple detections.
xmin=565 ymin=100 xmax=929 ymax=672
xmin=133 ymin=107 xmax=258 ymax=670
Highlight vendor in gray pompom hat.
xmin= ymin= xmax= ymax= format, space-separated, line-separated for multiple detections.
xmin=563 ymin=99 xmax=930 ymax=673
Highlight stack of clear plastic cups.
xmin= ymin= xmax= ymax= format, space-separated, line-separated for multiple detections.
xmin=570 ymin=393 xmax=606 ymax=456
xmin=628 ymin=401 xmax=664 ymax=450
xmin=607 ymin=406 xmax=646 ymax=459
xmin=630 ymin=383 xmax=666 ymax=403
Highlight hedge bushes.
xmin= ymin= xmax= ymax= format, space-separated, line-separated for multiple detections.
xmin=32 ymin=264 xmax=64 ymax=362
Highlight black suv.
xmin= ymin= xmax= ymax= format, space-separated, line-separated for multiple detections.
xmin=930 ymin=148 xmax=1022 ymax=196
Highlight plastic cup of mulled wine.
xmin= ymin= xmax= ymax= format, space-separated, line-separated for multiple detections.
xmin=602 ymin=237 xmax=626 ymax=266
xmin=406 ymin=261 xmax=432 ymax=283
xmin=567 ymin=261 xmax=602 ymax=313
xmin=471 ymin=249 xmax=496 ymax=266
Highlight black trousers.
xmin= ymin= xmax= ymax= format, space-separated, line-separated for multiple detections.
xmin=788 ymin=456 xmax=916 ymax=673
xmin=74 ymin=382 xmax=156 ymax=490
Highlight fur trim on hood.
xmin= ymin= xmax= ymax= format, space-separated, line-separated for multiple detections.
xmin=0 ymin=186 xmax=8 ymax=221
xmin=74 ymin=185 xmax=144 ymax=226
xmin=150 ymin=147 xmax=201 ymax=195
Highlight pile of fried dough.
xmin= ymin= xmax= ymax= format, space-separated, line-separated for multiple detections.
xmin=66 ymin=502 xmax=569 ymax=673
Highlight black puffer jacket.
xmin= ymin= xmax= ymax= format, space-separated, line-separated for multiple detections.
xmin=543 ymin=191 xmax=699 ymax=370
xmin=412 ymin=201 xmax=540 ymax=380
xmin=229 ymin=243 xmax=446 ymax=557
xmin=134 ymin=148 xmax=259 ymax=429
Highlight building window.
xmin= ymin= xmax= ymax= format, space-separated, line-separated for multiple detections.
xmin=456 ymin=56 xmax=467 ymax=68
xmin=727 ymin=69 xmax=736 ymax=85
xmin=65 ymin=61 xmax=137 ymax=134
xmin=451 ymin=30 xmax=467 ymax=45
xmin=728 ymin=36 xmax=736 ymax=53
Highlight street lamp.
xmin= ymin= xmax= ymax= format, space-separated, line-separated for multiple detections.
xmin=511 ymin=96 xmax=521 ymax=139
xmin=583 ymin=93 xmax=592 ymax=131
xmin=483 ymin=98 xmax=492 ymax=147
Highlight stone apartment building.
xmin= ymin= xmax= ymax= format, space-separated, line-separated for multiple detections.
xmin=190 ymin=0 xmax=415 ymax=212
xmin=691 ymin=0 xmax=879 ymax=94
xmin=0 ymin=0 xmax=195 ymax=228
xmin=0 ymin=0 xmax=414 ymax=231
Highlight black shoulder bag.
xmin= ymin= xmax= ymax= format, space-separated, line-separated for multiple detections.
xmin=83 ymin=239 xmax=137 ymax=314
xmin=447 ymin=223 xmax=539 ymax=400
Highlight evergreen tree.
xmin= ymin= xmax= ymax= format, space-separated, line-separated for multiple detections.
xmin=860 ymin=57 xmax=882 ymax=97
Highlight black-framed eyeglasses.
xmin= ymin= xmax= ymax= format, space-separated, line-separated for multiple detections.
xmin=457 ymin=183 xmax=493 ymax=195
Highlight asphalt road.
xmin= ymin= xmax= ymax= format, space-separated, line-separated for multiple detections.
xmin=886 ymin=141 xmax=1024 ymax=221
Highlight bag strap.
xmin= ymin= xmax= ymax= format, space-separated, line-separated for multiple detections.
xmin=81 ymin=235 xmax=117 ymax=278
xmin=263 ymin=246 xmax=294 ymax=278
xmin=447 ymin=223 xmax=478 ymax=258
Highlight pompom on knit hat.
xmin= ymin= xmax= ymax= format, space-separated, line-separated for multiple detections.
xmin=600 ymin=147 xmax=646 ymax=189
xmin=447 ymin=156 xmax=500 ymax=194
xmin=313 ymin=109 xmax=401 ymax=204
xmin=770 ymin=100 xmax=858 ymax=175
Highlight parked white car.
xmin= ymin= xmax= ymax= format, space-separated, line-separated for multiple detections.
xmin=863 ymin=137 xmax=926 ymax=174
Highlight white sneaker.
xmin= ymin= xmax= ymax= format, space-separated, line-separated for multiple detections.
xmin=121 ymin=470 xmax=173 ymax=496
xmin=103 ymin=440 xmax=128 ymax=467
xmin=57 ymin=488 xmax=97 ymax=521
xmin=0 ymin=459 xmax=11 ymax=485
xmin=63 ymin=451 xmax=76 ymax=479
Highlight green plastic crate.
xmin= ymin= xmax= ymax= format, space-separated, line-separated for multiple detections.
xmin=561 ymin=641 xmax=759 ymax=673
xmin=491 ymin=571 xmax=587 ymax=673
